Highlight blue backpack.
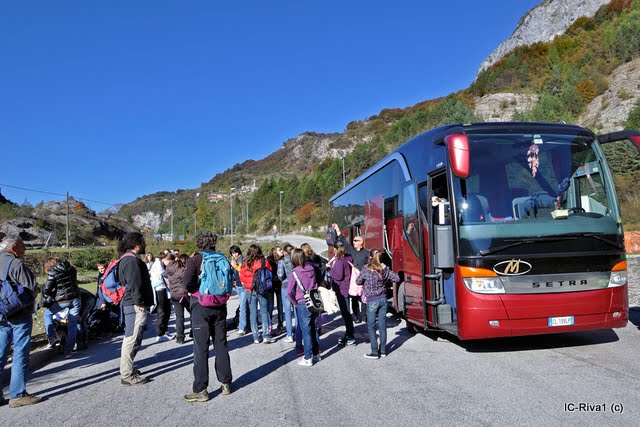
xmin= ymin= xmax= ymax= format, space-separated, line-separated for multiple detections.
xmin=0 ymin=259 xmax=35 ymax=319
xmin=252 ymin=258 xmax=273 ymax=296
xmin=197 ymin=251 xmax=234 ymax=307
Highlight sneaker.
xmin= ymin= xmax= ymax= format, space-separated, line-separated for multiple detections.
xmin=165 ymin=334 xmax=175 ymax=340
xmin=298 ymin=357 xmax=313 ymax=366
xmin=253 ymin=340 xmax=261 ymax=344
xmin=0 ymin=396 xmax=8 ymax=407
xmin=64 ymin=352 xmax=73 ymax=359
xmin=236 ymin=330 xmax=246 ymax=336
xmin=380 ymin=352 xmax=387 ymax=358
xmin=47 ymin=339 xmax=60 ymax=349
xmin=184 ymin=390 xmax=210 ymax=403
xmin=346 ymin=338 xmax=356 ymax=346
xmin=263 ymin=337 xmax=274 ymax=344
xmin=133 ymin=369 xmax=143 ymax=376
xmin=121 ymin=374 xmax=150 ymax=386
xmin=176 ymin=338 xmax=185 ymax=344
xmin=156 ymin=335 xmax=170 ymax=343
xmin=295 ymin=348 xmax=304 ymax=356
xmin=337 ymin=336 xmax=347 ymax=346
xmin=9 ymin=393 xmax=42 ymax=408
xmin=220 ymin=383 xmax=232 ymax=395
xmin=364 ymin=352 xmax=380 ymax=359
xmin=312 ymin=354 xmax=322 ymax=363
xmin=284 ymin=336 xmax=294 ymax=343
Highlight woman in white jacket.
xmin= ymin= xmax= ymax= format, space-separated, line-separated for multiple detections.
xmin=149 ymin=253 xmax=173 ymax=342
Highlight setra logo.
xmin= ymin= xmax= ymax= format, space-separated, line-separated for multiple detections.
xmin=493 ymin=259 xmax=532 ymax=276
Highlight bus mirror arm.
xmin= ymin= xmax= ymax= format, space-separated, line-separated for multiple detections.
xmin=424 ymin=271 xmax=445 ymax=306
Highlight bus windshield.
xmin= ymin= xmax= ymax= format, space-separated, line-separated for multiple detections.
xmin=452 ymin=129 xmax=622 ymax=257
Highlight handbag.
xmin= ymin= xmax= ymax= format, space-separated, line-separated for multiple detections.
xmin=347 ymin=262 xmax=363 ymax=297
xmin=292 ymin=271 xmax=324 ymax=313
xmin=317 ymin=286 xmax=339 ymax=314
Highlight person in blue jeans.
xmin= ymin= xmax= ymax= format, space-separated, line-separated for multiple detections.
xmin=287 ymin=248 xmax=320 ymax=366
xmin=41 ymin=257 xmax=81 ymax=358
xmin=277 ymin=244 xmax=296 ymax=343
xmin=356 ymin=248 xmax=399 ymax=359
xmin=239 ymin=244 xmax=274 ymax=344
xmin=229 ymin=246 xmax=249 ymax=336
xmin=0 ymin=235 xmax=42 ymax=408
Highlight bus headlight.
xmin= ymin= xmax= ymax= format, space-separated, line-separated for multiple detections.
xmin=608 ymin=261 xmax=627 ymax=287
xmin=463 ymin=277 xmax=506 ymax=294
xmin=608 ymin=271 xmax=627 ymax=287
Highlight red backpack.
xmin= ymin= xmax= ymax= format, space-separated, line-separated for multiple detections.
xmin=99 ymin=253 xmax=135 ymax=304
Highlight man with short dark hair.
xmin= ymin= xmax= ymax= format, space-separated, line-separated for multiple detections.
xmin=0 ymin=236 xmax=42 ymax=408
xmin=117 ymin=232 xmax=154 ymax=386
xmin=183 ymin=232 xmax=232 ymax=402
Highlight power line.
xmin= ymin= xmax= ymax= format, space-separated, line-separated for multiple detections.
xmin=0 ymin=183 xmax=116 ymax=206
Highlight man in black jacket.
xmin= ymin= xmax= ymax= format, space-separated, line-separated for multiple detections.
xmin=0 ymin=236 xmax=42 ymax=408
xmin=117 ymin=232 xmax=154 ymax=386
xmin=183 ymin=232 xmax=232 ymax=402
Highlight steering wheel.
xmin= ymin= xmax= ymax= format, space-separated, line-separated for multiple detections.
xmin=568 ymin=207 xmax=586 ymax=214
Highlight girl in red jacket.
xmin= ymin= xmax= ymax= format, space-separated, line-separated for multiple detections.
xmin=240 ymin=244 xmax=274 ymax=344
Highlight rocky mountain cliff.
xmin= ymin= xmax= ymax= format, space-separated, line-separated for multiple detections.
xmin=477 ymin=0 xmax=610 ymax=76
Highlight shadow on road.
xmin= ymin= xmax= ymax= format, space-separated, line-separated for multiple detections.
xmin=629 ymin=306 xmax=640 ymax=329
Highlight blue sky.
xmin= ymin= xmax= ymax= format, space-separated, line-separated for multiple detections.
xmin=1 ymin=0 xmax=540 ymax=210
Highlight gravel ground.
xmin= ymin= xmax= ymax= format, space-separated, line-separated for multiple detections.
xmin=627 ymin=255 xmax=640 ymax=307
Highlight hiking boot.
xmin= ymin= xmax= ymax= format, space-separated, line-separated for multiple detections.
xmin=8 ymin=393 xmax=42 ymax=408
xmin=220 ymin=383 xmax=232 ymax=395
xmin=121 ymin=374 xmax=150 ymax=386
xmin=364 ymin=352 xmax=380 ymax=360
xmin=184 ymin=390 xmax=210 ymax=403
xmin=298 ymin=357 xmax=312 ymax=367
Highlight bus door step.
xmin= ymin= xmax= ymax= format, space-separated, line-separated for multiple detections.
xmin=437 ymin=321 xmax=458 ymax=336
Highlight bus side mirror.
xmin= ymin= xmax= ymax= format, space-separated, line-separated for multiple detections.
xmin=598 ymin=130 xmax=640 ymax=155
xmin=445 ymin=134 xmax=470 ymax=179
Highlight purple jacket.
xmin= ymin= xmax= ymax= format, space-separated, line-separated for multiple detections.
xmin=287 ymin=263 xmax=317 ymax=306
xmin=330 ymin=255 xmax=352 ymax=297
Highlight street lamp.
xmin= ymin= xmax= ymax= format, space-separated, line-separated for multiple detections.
xmin=164 ymin=198 xmax=175 ymax=242
xmin=341 ymin=156 xmax=346 ymax=187
xmin=279 ymin=191 xmax=284 ymax=242
xmin=230 ymin=187 xmax=235 ymax=246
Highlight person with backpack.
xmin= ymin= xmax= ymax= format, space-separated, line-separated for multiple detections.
xmin=239 ymin=244 xmax=274 ymax=344
xmin=301 ymin=243 xmax=326 ymax=335
xmin=287 ymin=248 xmax=320 ymax=366
xmin=356 ymin=248 xmax=400 ymax=359
xmin=0 ymin=235 xmax=41 ymax=408
xmin=277 ymin=244 xmax=295 ymax=343
xmin=163 ymin=253 xmax=191 ymax=344
xmin=40 ymin=257 xmax=81 ymax=358
xmin=118 ymin=232 xmax=155 ymax=387
xmin=183 ymin=232 xmax=233 ymax=402
xmin=329 ymin=244 xmax=356 ymax=347
xmin=229 ymin=245 xmax=249 ymax=336
xmin=267 ymin=246 xmax=284 ymax=336
xmin=150 ymin=253 xmax=172 ymax=343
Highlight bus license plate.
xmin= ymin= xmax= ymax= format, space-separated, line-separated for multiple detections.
xmin=548 ymin=316 xmax=574 ymax=327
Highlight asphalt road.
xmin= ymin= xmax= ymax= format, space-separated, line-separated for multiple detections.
xmin=2 ymin=246 xmax=639 ymax=426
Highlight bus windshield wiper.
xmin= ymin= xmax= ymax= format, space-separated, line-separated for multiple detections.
xmin=478 ymin=236 xmax=578 ymax=256
xmin=478 ymin=232 xmax=623 ymax=256
xmin=556 ymin=232 xmax=624 ymax=250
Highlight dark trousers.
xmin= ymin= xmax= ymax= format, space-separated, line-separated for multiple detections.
xmin=155 ymin=290 xmax=171 ymax=337
xmin=351 ymin=295 xmax=363 ymax=320
xmin=334 ymin=287 xmax=354 ymax=338
xmin=191 ymin=303 xmax=232 ymax=393
xmin=171 ymin=296 xmax=191 ymax=340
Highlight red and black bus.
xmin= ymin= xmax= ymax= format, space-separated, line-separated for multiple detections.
xmin=329 ymin=122 xmax=640 ymax=340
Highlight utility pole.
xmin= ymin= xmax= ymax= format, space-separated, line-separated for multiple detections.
xmin=65 ymin=192 xmax=69 ymax=248
xmin=341 ymin=156 xmax=346 ymax=187
xmin=170 ymin=199 xmax=175 ymax=242
xmin=246 ymin=200 xmax=249 ymax=235
xmin=194 ymin=211 xmax=197 ymax=236
xmin=279 ymin=191 xmax=283 ymax=242
xmin=230 ymin=187 xmax=235 ymax=246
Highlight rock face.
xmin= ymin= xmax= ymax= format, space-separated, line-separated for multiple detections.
xmin=474 ymin=93 xmax=541 ymax=121
xmin=477 ymin=0 xmax=611 ymax=76
xmin=579 ymin=57 xmax=640 ymax=133
xmin=132 ymin=211 xmax=162 ymax=232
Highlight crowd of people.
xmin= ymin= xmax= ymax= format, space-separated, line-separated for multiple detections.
xmin=0 ymin=225 xmax=399 ymax=407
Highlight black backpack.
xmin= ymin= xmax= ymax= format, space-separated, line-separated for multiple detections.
xmin=325 ymin=227 xmax=338 ymax=247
